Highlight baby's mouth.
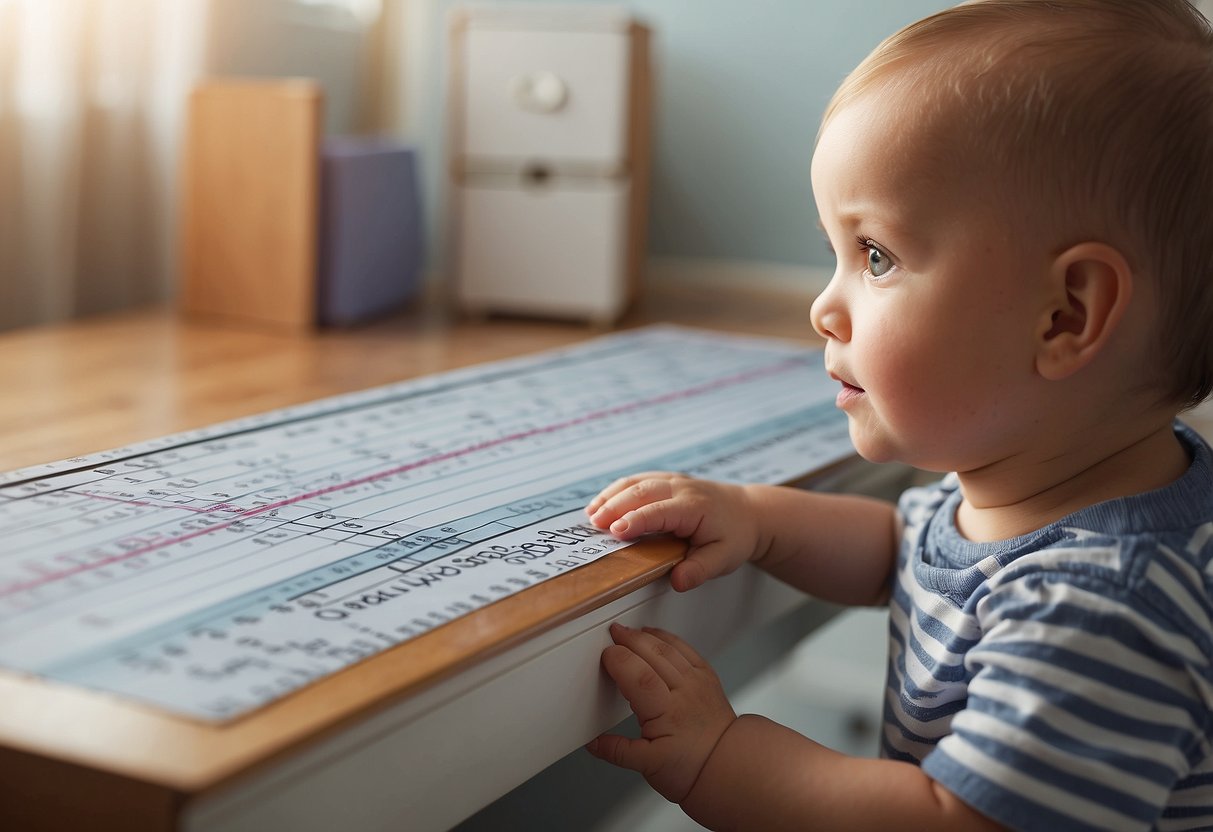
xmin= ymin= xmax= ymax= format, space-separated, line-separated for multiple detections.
xmin=835 ymin=378 xmax=866 ymax=408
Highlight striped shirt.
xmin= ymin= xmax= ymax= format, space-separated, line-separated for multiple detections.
xmin=885 ymin=422 xmax=1213 ymax=831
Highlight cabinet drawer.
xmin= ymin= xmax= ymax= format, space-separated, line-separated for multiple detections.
xmin=459 ymin=27 xmax=630 ymax=168
xmin=455 ymin=182 xmax=629 ymax=320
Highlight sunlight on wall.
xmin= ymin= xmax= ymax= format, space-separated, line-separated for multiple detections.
xmin=295 ymin=0 xmax=384 ymax=27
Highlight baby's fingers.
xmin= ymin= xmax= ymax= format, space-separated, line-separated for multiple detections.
xmin=605 ymin=493 xmax=713 ymax=541
xmin=609 ymin=622 xmax=693 ymax=687
xmin=669 ymin=540 xmax=742 ymax=592
xmin=585 ymin=472 xmax=680 ymax=520
xmin=585 ymin=732 xmax=651 ymax=774
xmin=600 ymin=642 xmax=669 ymax=723
xmin=637 ymin=626 xmax=711 ymax=671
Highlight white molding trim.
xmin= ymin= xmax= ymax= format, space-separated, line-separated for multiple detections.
xmin=646 ymin=256 xmax=832 ymax=298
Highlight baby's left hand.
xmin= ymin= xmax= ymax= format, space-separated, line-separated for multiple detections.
xmin=586 ymin=623 xmax=736 ymax=803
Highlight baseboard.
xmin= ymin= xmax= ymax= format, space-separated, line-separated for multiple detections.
xmin=646 ymin=256 xmax=832 ymax=298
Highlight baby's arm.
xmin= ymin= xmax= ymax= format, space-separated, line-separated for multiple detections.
xmin=591 ymin=623 xmax=1007 ymax=832
xmin=587 ymin=473 xmax=897 ymax=605
xmin=684 ymin=711 xmax=1008 ymax=831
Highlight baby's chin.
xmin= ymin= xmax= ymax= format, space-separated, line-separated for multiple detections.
xmin=846 ymin=422 xmax=899 ymax=465
xmin=846 ymin=422 xmax=944 ymax=471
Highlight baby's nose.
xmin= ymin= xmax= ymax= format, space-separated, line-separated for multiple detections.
xmin=810 ymin=285 xmax=850 ymax=342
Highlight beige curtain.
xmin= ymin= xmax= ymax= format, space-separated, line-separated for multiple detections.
xmin=0 ymin=0 xmax=211 ymax=331
xmin=0 ymin=0 xmax=405 ymax=333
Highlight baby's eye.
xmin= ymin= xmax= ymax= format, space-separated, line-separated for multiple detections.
xmin=854 ymin=236 xmax=894 ymax=278
xmin=867 ymin=245 xmax=891 ymax=277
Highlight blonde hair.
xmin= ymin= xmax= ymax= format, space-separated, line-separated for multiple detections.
xmin=825 ymin=0 xmax=1213 ymax=408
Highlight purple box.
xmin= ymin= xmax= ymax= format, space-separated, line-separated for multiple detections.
xmin=318 ymin=137 xmax=423 ymax=325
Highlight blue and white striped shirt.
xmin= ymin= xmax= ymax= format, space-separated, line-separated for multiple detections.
xmin=885 ymin=422 xmax=1213 ymax=831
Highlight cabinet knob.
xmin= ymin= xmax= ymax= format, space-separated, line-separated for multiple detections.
xmin=509 ymin=71 xmax=568 ymax=113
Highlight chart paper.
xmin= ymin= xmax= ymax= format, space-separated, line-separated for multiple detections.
xmin=0 ymin=326 xmax=851 ymax=721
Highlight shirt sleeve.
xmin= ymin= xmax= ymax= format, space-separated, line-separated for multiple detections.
xmin=921 ymin=557 xmax=1213 ymax=832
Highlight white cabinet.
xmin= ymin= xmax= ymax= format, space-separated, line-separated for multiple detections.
xmin=459 ymin=181 xmax=629 ymax=319
xmin=449 ymin=5 xmax=651 ymax=324
xmin=462 ymin=27 xmax=630 ymax=166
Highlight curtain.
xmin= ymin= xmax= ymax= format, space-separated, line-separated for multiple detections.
xmin=0 ymin=0 xmax=210 ymax=331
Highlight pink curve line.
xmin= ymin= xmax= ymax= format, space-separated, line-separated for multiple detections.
xmin=0 ymin=358 xmax=804 ymax=599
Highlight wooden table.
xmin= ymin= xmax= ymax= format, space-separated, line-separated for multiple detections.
xmin=0 ymin=282 xmax=849 ymax=831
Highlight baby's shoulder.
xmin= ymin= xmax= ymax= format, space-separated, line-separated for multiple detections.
xmin=1006 ymin=521 xmax=1210 ymax=586
xmin=992 ymin=521 xmax=1213 ymax=648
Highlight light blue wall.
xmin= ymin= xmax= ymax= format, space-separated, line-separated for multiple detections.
xmin=421 ymin=0 xmax=953 ymax=271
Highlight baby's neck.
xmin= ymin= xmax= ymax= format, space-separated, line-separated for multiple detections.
xmin=954 ymin=419 xmax=1190 ymax=543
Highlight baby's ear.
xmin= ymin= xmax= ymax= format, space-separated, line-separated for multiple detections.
xmin=1034 ymin=242 xmax=1133 ymax=381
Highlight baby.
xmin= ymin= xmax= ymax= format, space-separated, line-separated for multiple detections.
xmin=584 ymin=1 xmax=1213 ymax=829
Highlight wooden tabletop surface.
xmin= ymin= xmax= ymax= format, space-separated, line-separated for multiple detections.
xmin=0 ymin=280 xmax=826 ymax=802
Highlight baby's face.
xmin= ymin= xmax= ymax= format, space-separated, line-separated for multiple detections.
xmin=810 ymin=91 xmax=1054 ymax=472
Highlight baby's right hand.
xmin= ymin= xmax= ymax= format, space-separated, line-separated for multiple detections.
xmin=586 ymin=472 xmax=762 ymax=592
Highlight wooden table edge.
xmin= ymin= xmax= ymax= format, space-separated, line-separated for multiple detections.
xmin=0 ymin=535 xmax=688 ymax=795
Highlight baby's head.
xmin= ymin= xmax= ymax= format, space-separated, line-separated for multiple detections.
xmin=814 ymin=0 xmax=1213 ymax=414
